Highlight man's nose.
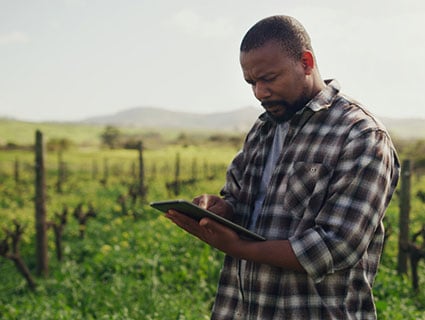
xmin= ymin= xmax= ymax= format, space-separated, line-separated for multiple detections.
xmin=253 ymin=82 xmax=271 ymax=101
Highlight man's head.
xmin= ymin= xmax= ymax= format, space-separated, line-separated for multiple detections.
xmin=240 ymin=15 xmax=313 ymax=60
xmin=240 ymin=15 xmax=323 ymax=123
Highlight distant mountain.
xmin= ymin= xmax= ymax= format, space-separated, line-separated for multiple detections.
xmin=80 ymin=106 xmax=425 ymax=139
xmin=82 ymin=106 xmax=262 ymax=132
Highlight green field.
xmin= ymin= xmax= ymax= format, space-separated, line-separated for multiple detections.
xmin=0 ymin=118 xmax=239 ymax=149
xmin=1 ymin=122 xmax=425 ymax=319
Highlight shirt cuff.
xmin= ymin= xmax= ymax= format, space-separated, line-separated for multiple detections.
xmin=289 ymin=228 xmax=334 ymax=283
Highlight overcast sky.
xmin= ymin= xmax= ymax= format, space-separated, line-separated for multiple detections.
xmin=1 ymin=0 xmax=424 ymax=121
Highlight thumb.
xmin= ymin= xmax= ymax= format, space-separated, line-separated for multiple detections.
xmin=199 ymin=217 xmax=221 ymax=234
xmin=199 ymin=217 xmax=212 ymax=228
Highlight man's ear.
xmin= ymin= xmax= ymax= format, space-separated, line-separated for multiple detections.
xmin=301 ymin=51 xmax=314 ymax=75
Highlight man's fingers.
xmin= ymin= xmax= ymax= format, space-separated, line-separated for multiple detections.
xmin=196 ymin=194 xmax=209 ymax=209
xmin=199 ymin=218 xmax=226 ymax=234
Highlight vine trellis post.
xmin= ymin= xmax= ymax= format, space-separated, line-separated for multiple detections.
xmin=35 ymin=130 xmax=49 ymax=276
xmin=397 ymin=159 xmax=411 ymax=275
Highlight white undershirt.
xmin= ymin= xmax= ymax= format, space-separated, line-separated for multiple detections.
xmin=240 ymin=122 xmax=288 ymax=290
xmin=248 ymin=122 xmax=288 ymax=230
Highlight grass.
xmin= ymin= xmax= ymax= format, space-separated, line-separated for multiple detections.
xmin=0 ymin=118 xmax=244 ymax=149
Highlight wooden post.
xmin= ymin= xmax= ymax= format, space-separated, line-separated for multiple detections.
xmin=138 ymin=141 xmax=146 ymax=201
xmin=398 ymin=159 xmax=411 ymax=275
xmin=100 ymin=158 xmax=109 ymax=186
xmin=35 ymin=130 xmax=48 ymax=276
xmin=174 ymin=152 xmax=180 ymax=195
xmin=14 ymin=157 xmax=20 ymax=184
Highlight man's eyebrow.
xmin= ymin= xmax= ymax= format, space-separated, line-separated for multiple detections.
xmin=245 ymin=72 xmax=277 ymax=84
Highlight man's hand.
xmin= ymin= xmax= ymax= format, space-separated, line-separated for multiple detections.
xmin=165 ymin=194 xmax=241 ymax=256
xmin=165 ymin=209 xmax=243 ymax=256
xmin=192 ymin=194 xmax=234 ymax=220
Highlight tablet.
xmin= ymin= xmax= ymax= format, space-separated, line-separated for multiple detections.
xmin=150 ymin=199 xmax=266 ymax=241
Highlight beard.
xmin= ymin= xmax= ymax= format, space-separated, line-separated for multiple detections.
xmin=261 ymin=98 xmax=307 ymax=123
xmin=260 ymin=82 xmax=312 ymax=123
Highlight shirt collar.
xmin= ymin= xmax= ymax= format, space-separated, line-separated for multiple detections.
xmin=306 ymin=79 xmax=340 ymax=112
xmin=258 ymin=79 xmax=340 ymax=122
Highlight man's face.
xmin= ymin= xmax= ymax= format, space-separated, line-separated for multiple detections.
xmin=240 ymin=41 xmax=311 ymax=122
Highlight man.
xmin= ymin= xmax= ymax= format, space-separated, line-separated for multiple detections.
xmin=166 ymin=15 xmax=399 ymax=319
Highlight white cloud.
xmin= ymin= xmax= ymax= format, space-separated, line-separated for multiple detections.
xmin=0 ymin=32 xmax=30 ymax=45
xmin=168 ymin=9 xmax=235 ymax=38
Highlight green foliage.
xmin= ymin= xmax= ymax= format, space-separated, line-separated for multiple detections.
xmin=100 ymin=126 xmax=122 ymax=149
xmin=0 ymin=215 xmax=223 ymax=319
xmin=0 ymin=144 xmax=233 ymax=319
xmin=46 ymin=138 xmax=75 ymax=152
xmin=1 ymin=133 xmax=425 ymax=319
xmin=375 ymin=265 xmax=425 ymax=319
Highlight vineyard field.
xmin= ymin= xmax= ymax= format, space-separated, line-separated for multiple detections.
xmin=1 ymin=137 xmax=425 ymax=319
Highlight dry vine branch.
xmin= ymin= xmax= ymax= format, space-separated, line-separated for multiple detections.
xmin=73 ymin=203 xmax=97 ymax=238
xmin=0 ymin=220 xmax=36 ymax=290
xmin=409 ymin=225 xmax=425 ymax=292
xmin=47 ymin=206 xmax=68 ymax=261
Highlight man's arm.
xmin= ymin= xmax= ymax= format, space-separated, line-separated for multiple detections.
xmin=165 ymin=207 xmax=306 ymax=273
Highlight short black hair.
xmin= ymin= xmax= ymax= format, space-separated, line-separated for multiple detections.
xmin=240 ymin=15 xmax=313 ymax=60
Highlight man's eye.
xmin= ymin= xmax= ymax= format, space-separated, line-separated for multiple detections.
xmin=263 ymin=76 xmax=276 ymax=82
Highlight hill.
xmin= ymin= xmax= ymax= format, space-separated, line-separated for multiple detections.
xmin=1 ymin=107 xmax=425 ymax=146
xmin=82 ymin=106 xmax=261 ymax=132
xmin=82 ymin=106 xmax=425 ymax=140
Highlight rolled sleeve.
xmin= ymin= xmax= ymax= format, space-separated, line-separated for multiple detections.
xmin=289 ymin=228 xmax=334 ymax=282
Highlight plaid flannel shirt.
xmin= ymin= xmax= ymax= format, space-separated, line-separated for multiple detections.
xmin=211 ymin=80 xmax=400 ymax=319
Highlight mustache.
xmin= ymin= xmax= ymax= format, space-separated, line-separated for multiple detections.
xmin=261 ymin=100 xmax=288 ymax=108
